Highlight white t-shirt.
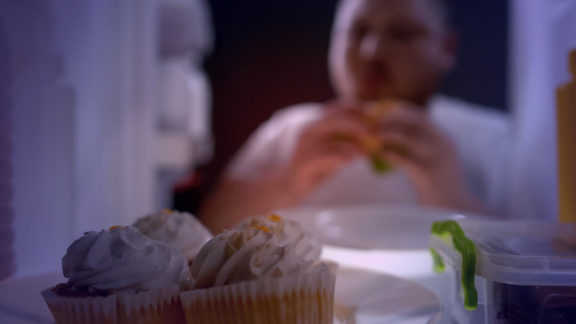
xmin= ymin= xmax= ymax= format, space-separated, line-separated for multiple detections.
xmin=228 ymin=96 xmax=511 ymax=215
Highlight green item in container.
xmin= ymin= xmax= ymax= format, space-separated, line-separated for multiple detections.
xmin=430 ymin=220 xmax=478 ymax=311
xmin=429 ymin=247 xmax=445 ymax=273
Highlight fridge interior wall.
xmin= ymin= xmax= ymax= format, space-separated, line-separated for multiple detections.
xmin=4 ymin=0 xmax=158 ymax=278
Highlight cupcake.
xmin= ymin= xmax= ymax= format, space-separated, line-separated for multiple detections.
xmin=180 ymin=218 xmax=335 ymax=324
xmin=133 ymin=209 xmax=212 ymax=264
xmin=41 ymin=226 xmax=190 ymax=324
xmin=234 ymin=213 xmax=322 ymax=262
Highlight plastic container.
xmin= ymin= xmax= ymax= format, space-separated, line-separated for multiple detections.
xmin=430 ymin=220 xmax=576 ymax=323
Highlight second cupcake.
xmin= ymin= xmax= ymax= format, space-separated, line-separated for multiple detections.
xmin=180 ymin=215 xmax=335 ymax=323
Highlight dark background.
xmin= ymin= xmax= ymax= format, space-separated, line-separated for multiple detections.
xmin=174 ymin=0 xmax=509 ymax=213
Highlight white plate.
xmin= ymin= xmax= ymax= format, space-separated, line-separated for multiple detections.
xmin=335 ymin=266 xmax=442 ymax=324
xmin=279 ymin=204 xmax=469 ymax=250
xmin=0 ymin=273 xmax=62 ymax=324
xmin=0 ymin=268 xmax=441 ymax=324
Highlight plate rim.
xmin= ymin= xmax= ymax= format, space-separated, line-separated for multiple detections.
xmin=277 ymin=204 xmax=475 ymax=250
xmin=334 ymin=265 xmax=443 ymax=324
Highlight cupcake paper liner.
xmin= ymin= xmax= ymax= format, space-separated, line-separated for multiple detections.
xmin=117 ymin=285 xmax=185 ymax=324
xmin=42 ymin=284 xmax=186 ymax=324
xmin=41 ymin=288 xmax=118 ymax=324
xmin=180 ymin=263 xmax=336 ymax=324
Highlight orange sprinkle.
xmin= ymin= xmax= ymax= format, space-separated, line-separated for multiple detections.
xmin=161 ymin=209 xmax=173 ymax=214
xmin=109 ymin=225 xmax=126 ymax=231
xmin=251 ymin=225 xmax=271 ymax=233
xmin=267 ymin=214 xmax=283 ymax=222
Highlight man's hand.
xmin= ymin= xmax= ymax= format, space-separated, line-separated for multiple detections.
xmin=374 ymin=101 xmax=486 ymax=211
xmin=288 ymin=102 xmax=375 ymax=201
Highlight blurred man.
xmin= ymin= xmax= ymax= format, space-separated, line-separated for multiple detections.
xmin=201 ymin=0 xmax=509 ymax=232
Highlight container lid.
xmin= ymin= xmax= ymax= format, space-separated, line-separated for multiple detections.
xmin=430 ymin=219 xmax=576 ymax=286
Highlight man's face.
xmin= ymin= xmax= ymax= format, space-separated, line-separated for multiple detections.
xmin=329 ymin=0 xmax=455 ymax=105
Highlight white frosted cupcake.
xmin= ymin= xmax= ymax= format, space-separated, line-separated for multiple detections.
xmin=234 ymin=213 xmax=322 ymax=262
xmin=41 ymin=226 xmax=190 ymax=324
xmin=180 ymin=218 xmax=335 ymax=324
xmin=133 ymin=209 xmax=212 ymax=264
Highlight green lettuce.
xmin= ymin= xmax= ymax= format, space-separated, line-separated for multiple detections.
xmin=431 ymin=220 xmax=478 ymax=310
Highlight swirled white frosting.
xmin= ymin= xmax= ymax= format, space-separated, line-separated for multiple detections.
xmin=234 ymin=214 xmax=322 ymax=262
xmin=133 ymin=210 xmax=212 ymax=260
xmin=62 ymin=226 xmax=189 ymax=293
xmin=190 ymin=225 xmax=315 ymax=289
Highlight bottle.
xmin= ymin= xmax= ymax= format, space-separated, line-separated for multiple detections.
xmin=557 ymin=49 xmax=576 ymax=223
